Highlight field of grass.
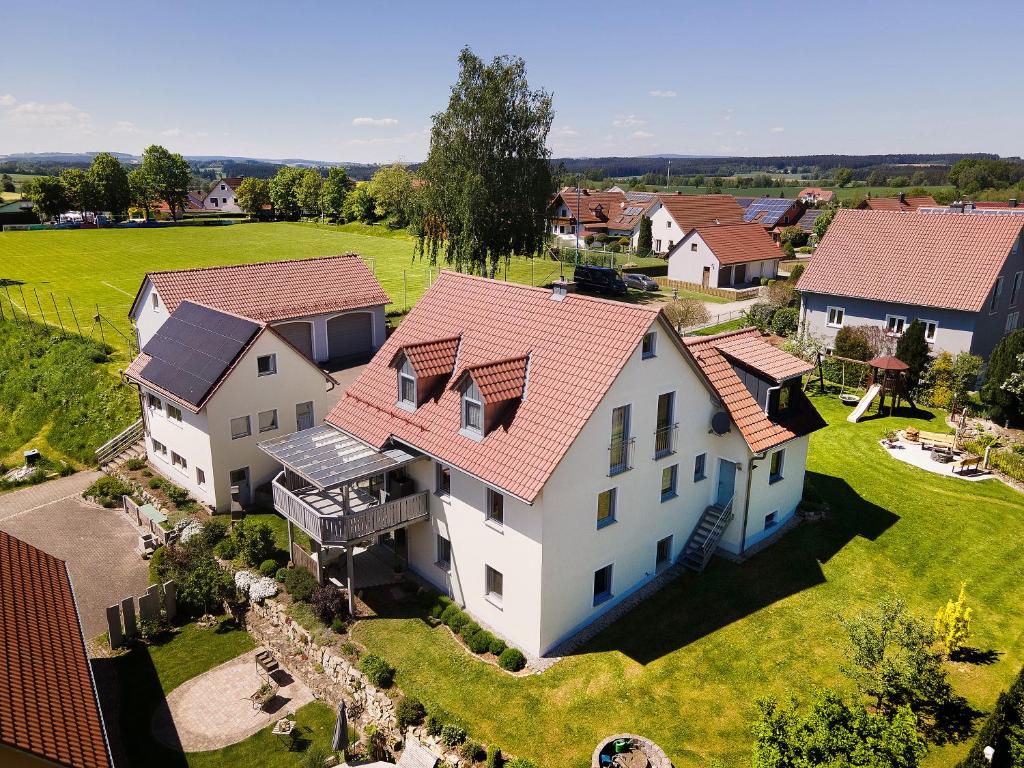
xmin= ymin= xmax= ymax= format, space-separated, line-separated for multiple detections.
xmin=0 ymin=222 xmax=641 ymax=349
xmin=353 ymin=396 xmax=1024 ymax=768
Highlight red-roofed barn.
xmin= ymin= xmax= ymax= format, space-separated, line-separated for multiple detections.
xmin=666 ymin=222 xmax=781 ymax=287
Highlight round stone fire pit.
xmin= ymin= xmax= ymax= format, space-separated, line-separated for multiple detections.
xmin=592 ymin=734 xmax=672 ymax=768
xmin=930 ymin=449 xmax=954 ymax=464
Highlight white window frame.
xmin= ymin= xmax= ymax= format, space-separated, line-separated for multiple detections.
xmin=1006 ymin=311 xmax=1020 ymax=333
xmin=166 ymin=403 xmax=182 ymax=422
xmin=485 ymin=565 xmax=503 ymax=607
xmin=769 ymin=449 xmax=785 ymax=484
xmin=196 ymin=467 xmax=206 ymax=486
xmin=435 ymin=533 xmax=451 ymax=570
xmin=170 ymin=451 xmax=187 ymax=472
xmin=885 ymin=314 xmax=906 ymax=336
xmin=642 ymin=331 xmax=657 ymax=359
xmin=397 ymin=357 xmax=417 ymax=409
xmin=919 ymin=319 xmax=938 ymax=343
xmin=147 ymin=393 xmax=163 ymax=411
xmin=485 ymin=488 xmax=504 ymax=529
xmin=461 ymin=380 xmax=484 ymax=437
xmin=257 ymin=354 xmax=277 ymax=377
xmin=230 ymin=415 xmax=252 ymax=440
xmin=660 ymin=464 xmax=678 ymax=502
xmin=991 ymin=276 xmax=1004 ymax=314
xmin=597 ymin=487 xmax=617 ymax=529
xmin=1010 ymin=271 xmax=1023 ymax=308
xmin=654 ymin=239 xmax=662 ymax=252
xmin=151 ymin=293 xmax=159 ymax=311
xmin=826 ymin=306 xmax=845 ymax=328
xmin=258 ymin=409 xmax=278 ymax=433
xmin=151 ymin=438 xmax=167 ymax=456
xmin=593 ymin=563 xmax=614 ymax=606
xmin=435 ymin=462 xmax=451 ymax=497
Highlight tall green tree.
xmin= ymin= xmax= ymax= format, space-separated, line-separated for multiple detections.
xmin=342 ymin=185 xmax=375 ymax=223
xmin=128 ymin=168 xmax=154 ymax=219
xmin=59 ymin=168 xmax=102 ymax=215
xmin=234 ymin=177 xmax=270 ymax=218
xmin=268 ymin=166 xmax=304 ymax=220
xmin=319 ymin=166 xmax=353 ymax=221
xmin=366 ymin=163 xmax=414 ymax=228
xmin=636 ymin=215 xmax=653 ymax=255
xmin=139 ymin=145 xmax=191 ymax=220
xmin=296 ymin=168 xmax=324 ymax=217
xmin=416 ymin=46 xmax=554 ymax=276
xmin=24 ymin=176 xmax=68 ymax=222
xmin=833 ymin=167 xmax=854 ymax=187
xmin=896 ymin=320 xmax=931 ymax=397
xmin=982 ymin=329 xmax=1024 ymax=424
xmin=1 ymin=173 xmax=14 ymax=193
xmin=87 ymin=152 xmax=132 ymax=218
xmin=813 ymin=204 xmax=837 ymax=241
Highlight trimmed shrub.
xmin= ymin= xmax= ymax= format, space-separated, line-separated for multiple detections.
xmin=429 ymin=602 xmax=445 ymax=620
xmin=458 ymin=620 xmax=481 ymax=640
xmin=275 ymin=567 xmax=288 ymax=583
xmin=163 ymin=483 xmax=191 ymax=507
xmin=486 ymin=745 xmax=503 ymax=768
xmin=488 ymin=637 xmax=507 ymax=657
xmin=461 ymin=740 xmax=483 ymax=762
xmin=441 ymin=603 xmax=469 ymax=631
xmin=498 ymin=647 xmax=526 ymax=672
xmin=147 ymin=477 xmax=164 ymax=490
xmin=330 ymin=617 xmax=345 ymax=633
xmin=746 ymin=302 xmax=778 ymax=332
xmin=213 ymin=537 xmax=238 ymax=560
xmin=771 ymin=307 xmax=799 ymax=337
xmin=283 ymin=567 xmax=317 ymax=602
xmin=310 ymin=585 xmax=346 ymax=625
xmin=85 ymin=475 xmax=131 ymax=501
xmin=124 ymin=456 xmax=146 ymax=471
xmin=468 ymin=630 xmax=493 ymax=654
xmin=440 ymin=723 xmax=467 ymax=748
xmin=234 ymin=520 xmax=277 ymax=567
xmin=396 ymin=696 xmax=426 ymax=729
xmin=834 ymin=326 xmax=874 ymax=361
xmin=259 ymin=558 xmax=278 ymax=577
xmin=360 ymin=653 xmax=395 ymax=688
xmin=201 ymin=518 xmax=228 ymax=547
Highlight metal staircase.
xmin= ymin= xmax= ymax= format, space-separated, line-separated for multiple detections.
xmin=681 ymin=496 xmax=734 ymax=573
xmin=95 ymin=418 xmax=145 ymax=471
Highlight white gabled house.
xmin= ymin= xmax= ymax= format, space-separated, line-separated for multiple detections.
xmin=259 ymin=273 xmax=824 ymax=657
xmin=637 ymin=193 xmax=746 ymax=254
xmin=202 ymin=177 xmax=244 ymax=213
xmin=667 ymin=222 xmax=781 ymax=288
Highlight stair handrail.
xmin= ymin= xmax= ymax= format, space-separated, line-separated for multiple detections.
xmin=699 ymin=495 xmax=735 ymax=559
xmin=95 ymin=418 xmax=145 ymax=463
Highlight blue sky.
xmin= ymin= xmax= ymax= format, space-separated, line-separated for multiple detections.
xmin=1 ymin=0 xmax=1021 ymax=163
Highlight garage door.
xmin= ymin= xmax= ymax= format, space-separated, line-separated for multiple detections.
xmin=326 ymin=312 xmax=373 ymax=360
xmin=275 ymin=321 xmax=314 ymax=359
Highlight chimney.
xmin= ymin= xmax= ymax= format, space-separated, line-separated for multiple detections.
xmin=898 ymin=192 xmax=906 ymax=204
xmin=550 ymin=282 xmax=568 ymax=301
xmin=1010 ymin=198 xmax=1018 ymax=208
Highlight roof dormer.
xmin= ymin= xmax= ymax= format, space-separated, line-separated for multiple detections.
xmin=390 ymin=336 xmax=461 ymax=409
xmin=452 ymin=354 xmax=530 ymax=438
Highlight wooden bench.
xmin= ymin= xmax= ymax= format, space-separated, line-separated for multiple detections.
xmin=918 ymin=431 xmax=955 ymax=450
xmin=953 ymin=456 xmax=982 ymax=475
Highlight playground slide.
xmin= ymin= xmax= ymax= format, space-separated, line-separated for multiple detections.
xmin=847 ymin=384 xmax=882 ymax=423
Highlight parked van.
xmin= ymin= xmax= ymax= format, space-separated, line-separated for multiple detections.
xmin=573 ymin=265 xmax=627 ymax=296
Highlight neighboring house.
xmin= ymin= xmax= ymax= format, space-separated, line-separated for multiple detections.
xmin=547 ymin=187 xmax=655 ymax=243
xmin=744 ymin=197 xmax=805 ymax=241
xmin=795 ymin=207 xmax=824 ymax=235
xmin=857 ymin=192 xmax=937 ymax=211
xmin=797 ymin=209 xmax=1024 ymax=358
xmin=125 ymin=301 xmax=341 ymax=512
xmin=129 ymin=255 xmax=391 ymax=365
xmin=202 ymin=177 xmax=244 ymax=213
xmin=259 ymin=272 xmax=823 ymax=657
xmin=798 ymin=187 xmax=834 ymax=205
xmin=666 ymin=223 xmax=781 ymax=288
xmin=0 ymin=531 xmax=114 ymax=768
xmin=639 ymin=193 xmax=746 ymax=254
xmin=0 ymin=198 xmax=37 ymax=227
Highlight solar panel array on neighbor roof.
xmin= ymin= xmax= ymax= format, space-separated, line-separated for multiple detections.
xmin=744 ymin=197 xmax=797 ymax=227
xmin=140 ymin=301 xmax=260 ymax=407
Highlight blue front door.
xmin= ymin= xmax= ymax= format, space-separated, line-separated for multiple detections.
xmin=716 ymin=459 xmax=736 ymax=507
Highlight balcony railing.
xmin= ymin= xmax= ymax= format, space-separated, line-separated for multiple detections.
xmin=272 ymin=472 xmax=429 ymax=546
xmin=608 ymin=436 xmax=635 ymax=476
xmin=654 ymin=422 xmax=678 ymax=459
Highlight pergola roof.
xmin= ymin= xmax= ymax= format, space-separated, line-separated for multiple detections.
xmin=258 ymin=425 xmax=416 ymax=490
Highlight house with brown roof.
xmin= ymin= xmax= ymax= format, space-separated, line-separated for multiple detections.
xmin=0 ymin=531 xmax=114 ymax=768
xmin=666 ymin=222 xmax=781 ymax=287
xmin=798 ymin=187 xmax=835 ymax=205
xmin=202 ymin=177 xmax=244 ymax=213
xmin=856 ymin=192 xmax=938 ymax=211
xmin=547 ymin=187 xmax=655 ymax=244
xmin=797 ymin=209 xmax=1024 ymax=358
xmin=258 ymin=272 xmax=822 ymax=657
xmin=640 ymin=193 xmax=747 ymax=254
xmin=126 ymin=256 xmax=390 ymax=512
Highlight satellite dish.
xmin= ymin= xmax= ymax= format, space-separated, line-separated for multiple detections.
xmin=711 ymin=411 xmax=731 ymax=435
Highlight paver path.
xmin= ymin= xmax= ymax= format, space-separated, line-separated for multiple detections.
xmin=0 ymin=471 xmax=149 ymax=638
xmin=151 ymin=649 xmax=315 ymax=752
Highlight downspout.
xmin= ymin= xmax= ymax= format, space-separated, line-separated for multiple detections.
xmin=739 ymin=452 xmax=765 ymax=557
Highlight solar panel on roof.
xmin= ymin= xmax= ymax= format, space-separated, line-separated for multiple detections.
xmin=140 ymin=301 xmax=260 ymax=407
xmin=624 ymin=206 xmax=643 ymax=216
xmin=743 ymin=198 xmax=797 ymax=226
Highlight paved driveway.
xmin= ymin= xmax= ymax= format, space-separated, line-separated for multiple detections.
xmin=0 ymin=472 xmax=149 ymax=639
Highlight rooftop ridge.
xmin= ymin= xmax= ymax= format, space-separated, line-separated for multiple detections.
xmin=145 ymin=252 xmax=363 ymax=278
xmin=682 ymin=326 xmax=761 ymax=345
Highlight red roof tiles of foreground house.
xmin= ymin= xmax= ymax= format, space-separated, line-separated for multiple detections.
xmin=683 ymin=328 xmax=824 ymax=453
xmin=686 ymin=222 xmax=781 ymax=265
xmin=0 ymin=531 xmax=112 ymax=768
xmin=796 ymin=209 xmax=1024 ymax=312
xmin=130 ymin=254 xmax=391 ymax=323
xmin=656 ymin=193 xmax=746 ymax=231
xmin=327 ymin=272 xmax=661 ymax=502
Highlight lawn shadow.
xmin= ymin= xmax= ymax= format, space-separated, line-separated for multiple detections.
xmin=860 ymin=404 xmax=937 ymax=424
xmin=927 ymin=694 xmax=986 ymax=745
xmin=359 ymin=581 xmax=437 ymax=621
xmin=0 ymin=278 xmax=25 ymax=287
xmin=953 ymin=646 xmax=1002 ymax=665
xmin=576 ymin=471 xmax=899 ymax=664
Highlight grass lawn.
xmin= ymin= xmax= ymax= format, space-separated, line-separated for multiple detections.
xmin=107 ymin=619 xmax=337 ymax=768
xmin=353 ymin=396 xmax=1024 ymax=768
xmin=0 ymin=222 xmax=616 ymax=350
xmin=691 ymin=316 xmax=750 ymax=336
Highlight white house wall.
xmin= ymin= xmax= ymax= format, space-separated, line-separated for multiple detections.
xmin=667 ymin=232 xmax=779 ymax=288
xmin=203 ymin=182 xmax=242 ymax=213
xmin=741 ymin=436 xmax=809 ymax=551
xmin=639 ymin=201 xmax=682 ymax=254
xmin=270 ymin=306 xmax=386 ymax=363
xmin=132 ymin=279 xmax=171 ymax=350
xmin=141 ymin=391 xmax=216 ymax=508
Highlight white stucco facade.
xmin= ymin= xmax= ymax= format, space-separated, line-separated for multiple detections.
xmin=637 ymin=200 xmax=681 ymax=254
xmin=203 ymin=180 xmax=242 ymax=213
xmin=667 ymin=231 xmax=780 ymax=288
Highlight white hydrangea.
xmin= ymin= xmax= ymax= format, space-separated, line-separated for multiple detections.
xmin=235 ymin=569 xmax=256 ymax=591
xmin=177 ymin=519 xmax=204 ymax=544
xmin=234 ymin=569 xmax=277 ymax=602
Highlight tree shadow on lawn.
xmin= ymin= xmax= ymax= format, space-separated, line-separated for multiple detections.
xmin=860 ymin=404 xmax=939 ymax=424
xmin=579 ymin=471 xmax=899 ymax=665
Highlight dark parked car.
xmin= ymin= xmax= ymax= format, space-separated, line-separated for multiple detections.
xmin=622 ymin=273 xmax=659 ymax=292
xmin=573 ymin=265 xmax=627 ymax=296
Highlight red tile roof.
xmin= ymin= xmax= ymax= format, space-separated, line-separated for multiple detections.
xmin=796 ymin=209 xmax=1024 ymax=312
xmin=859 ymin=195 xmax=937 ymax=211
xmin=972 ymin=200 xmax=1022 ymax=210
xmin=0 ymin=531 xmax=112 ymax=768
xmin=678 ymin=222 xmax=780 ymax=266
xmin=131 ymin=254 xmax=391 ymax=322
xmin=392 ymin=337 xmax=461 ymax=378
xmin=549 ymin=188 xmax=649 ymax=231
xmin=798 ymin=187 xmax=834 ymax=203
xmin=455 ymin=355 xmax=530 ymax=403
xmin=656 ymin=193 xmax=746 ymax=231
xmin=327 ymin=272 xmax=661 ymax=502
xmin=683 ymin=329 xmax=824 ymax=452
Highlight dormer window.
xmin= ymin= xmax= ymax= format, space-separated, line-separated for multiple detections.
xmin=397 ymin=357 xmax=417 ymax=408
xmin=461 ymin=379 xmax=483 ymax=436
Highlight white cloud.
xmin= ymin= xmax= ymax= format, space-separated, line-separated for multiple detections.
xmin=553 ymin=125 xmax=579 ymax=137
xmin=734 ymin=130 xmax=745 ymax=136
xmin=352 ymin=116 xmax=399 ymax=127
xmin=160 ymin=127 xmax=183 ymax=137
xmin=649 ymin=89 xmax=677 ymax=98
xmin=113 ymin=120 xmax=138 ymax=133
xmin=3 ymin=100 xmax=91 ymax=128
xmin=0 ymin=94 xmax=15 ymax=107
xmin=613 ymin=114 xmax=646 ymax=128
xmin=631 ymin=130 xmax=654 ymax=139
xmin=770 ymin=126 xmax=785 ymax=133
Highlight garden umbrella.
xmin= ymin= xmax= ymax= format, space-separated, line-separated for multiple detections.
xmin=332 ymin=700 xmax=348 ymax=752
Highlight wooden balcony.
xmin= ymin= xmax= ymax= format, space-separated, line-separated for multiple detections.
xmin=272 ymin=472 xmax=429 ymax=546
